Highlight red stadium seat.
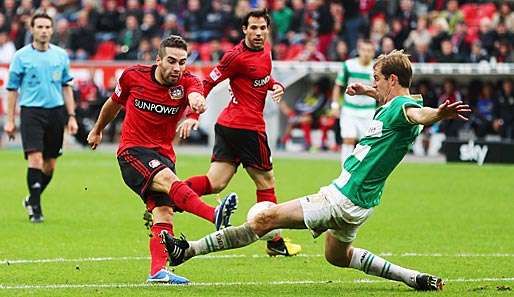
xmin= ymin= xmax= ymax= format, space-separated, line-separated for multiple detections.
xmin=92 ymin=41 xmax=117 ymax=60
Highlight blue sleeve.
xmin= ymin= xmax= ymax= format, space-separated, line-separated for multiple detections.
xmin=61 ymin=54 xmax=73 ymax=85
xmin=6 ymin=53 xmax=23 ymax=90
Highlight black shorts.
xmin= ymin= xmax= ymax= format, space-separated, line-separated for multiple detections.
xmin=117 ymin=147 xmax=179 ymax=211
xmin=212 ymin=123 xmax=273 ymax=171
xmin=20 ymin=106 xmax=67 ymax=159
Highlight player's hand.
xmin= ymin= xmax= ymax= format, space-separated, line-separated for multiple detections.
xmin=188 ymin=93 xmax=207 ymax=114
xmin=87 ymin=129 xmax=102 ymax=150
xmin=437 ymin=100 xmax=471 ymax=121
xmin=4 ymin=120 xmax=16 ymax=141
xmin=346 ymin=83 xmax=368 ymax=96
xmin=67 ymin=116 xmax=78 ymax=135
xmin=176 ymin=118 xmax=199 ymax=139
xmin=271 ymin=84 xmax=284 ymax=103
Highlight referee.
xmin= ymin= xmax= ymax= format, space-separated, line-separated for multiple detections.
xmin=4 ymin=12 xmax=78 ymax=223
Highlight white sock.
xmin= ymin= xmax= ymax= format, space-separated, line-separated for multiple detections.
xmin=350 ymin=248 xmax=418 ymax=287
xmin=341 ymin=144 xmax=354 ymax=165
xmin=186 ymin=223 xmax=259 ymax=258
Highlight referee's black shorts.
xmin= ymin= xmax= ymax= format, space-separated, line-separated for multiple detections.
xmin=211 ymin=123 xmax=273 ymax=171
xmin=20 ymin=106 xmax=67 ymax=159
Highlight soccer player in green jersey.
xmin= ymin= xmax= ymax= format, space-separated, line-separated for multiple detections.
xmin=160 ymin=50 xmax=470 ymax=291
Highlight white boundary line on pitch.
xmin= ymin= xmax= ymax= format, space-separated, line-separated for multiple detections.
xmin=1 ymin=277 xmax=514 ymax=290
xmin=3 ymin=252 xmax=514 ymax=265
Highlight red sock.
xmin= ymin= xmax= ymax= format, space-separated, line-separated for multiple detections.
xmin=169 ymin=181 xmax=215 ymax=222
xmin=185 ymin=175 xmax=213 ymax=196
xmin=256 ymin=188 xmax=282 ymax=241
xmin=301 ymin=122 xmax=312 ymax=146
xmin=256 ymin=188 xmax=277 ymax=203
xmin=149 ymin=223 xmax=172 ymax=275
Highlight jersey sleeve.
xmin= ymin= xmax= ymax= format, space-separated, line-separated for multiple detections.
xmin=203 ymin=50 xmax=239 ymax=96
xmin=335 ymin=62 xmax=349 ymax=86
xmin=6 ymin=52 xmax=23 ymax=91
xmin=61 ymin=54 xmax=73 ymax=85
xmin=185 ymin=74 xmax=203 ymax=97
xmin=391 ymin=97 xmax=423 ymax=128
xmin=267 ymin=76 xmax=284 ymax=91
xmin=111 ymin=70 xmax=131 ymax=106
xmin=184 ymin=74 xmax=203 ymax=120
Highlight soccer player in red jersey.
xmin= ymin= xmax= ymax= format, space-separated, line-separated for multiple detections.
xmin=182 ymin=9 xmax=301 ymax=256
xmin=87 ymin=36 xmax=237 ymax=284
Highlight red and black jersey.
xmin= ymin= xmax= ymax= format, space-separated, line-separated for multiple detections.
xmin=111 ymin=64 xmax=203 ymax=162
xmin=204 ymin=41 xmax=282 ymax=132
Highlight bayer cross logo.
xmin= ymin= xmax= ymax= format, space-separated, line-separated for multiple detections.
xmin=148 ymin=160 xmax=161 ymax=168
xmin=169 ymin=86 xmax=184 ymax=100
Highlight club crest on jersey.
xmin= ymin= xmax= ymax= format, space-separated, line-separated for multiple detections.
xmin=148 ymin=160 xmax=161 ymax=168
xmin=169 ymin=86 xmax=184 ymax=100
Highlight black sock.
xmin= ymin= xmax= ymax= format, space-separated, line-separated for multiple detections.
xmin=41 ymin=172 xmax=53 ymax=194
xmin=27 ymin=168 xmax=42 ymax=205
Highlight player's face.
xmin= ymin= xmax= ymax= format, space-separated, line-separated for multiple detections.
xmin=373 ymin=65 xmax=392 ymax=105
xmin=358 ymin=43 xmax=375 ymax=65
xmin=31 ymin=18 xmax=53 ymax=44
xmin=157 ymin=47 xmax=187 ymax=85
xmin=243 ymin=17 xmax=268 ymax=50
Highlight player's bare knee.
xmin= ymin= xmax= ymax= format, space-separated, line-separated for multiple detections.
xmin=249 ymin=208 xmax=277 ymax=235
xmin=152 ymin=169 xmax=177 ymax=192
xmin=152 ymin=206 xmax=174 ymax=224
xmin=209 ymin=180 xmax=227 ymax=193
xmin=27 ymin=152 xmax=44 ymax=168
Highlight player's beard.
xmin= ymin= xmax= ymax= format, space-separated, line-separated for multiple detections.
xmin=161 ymin=69 xmax=180 ymax=85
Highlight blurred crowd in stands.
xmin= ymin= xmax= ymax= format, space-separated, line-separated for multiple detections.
xmin=277 ymin=76 xmax=514 ymax=153
xmin=0 ymin=0 xmax=513 ymax=63
xmin=1 ymin=0 xmax=514 ymax=149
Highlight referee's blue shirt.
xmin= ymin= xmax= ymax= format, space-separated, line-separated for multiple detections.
xmin=7 ymin=44 xmax=73 ymax=108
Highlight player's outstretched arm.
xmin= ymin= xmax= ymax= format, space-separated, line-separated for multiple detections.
xmin=406 ymin=100 xmax=471 ymax=126
xmin=346 ymin=83 xmax=379 ymax=100
xmin=87 ymin=98 xmax=122 ymax=150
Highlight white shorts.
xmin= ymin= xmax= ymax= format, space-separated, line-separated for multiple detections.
xmin=340 ymin=114 xmax=373 ymax=140
xmin=300 ymin=185 xmax=373 ymax=243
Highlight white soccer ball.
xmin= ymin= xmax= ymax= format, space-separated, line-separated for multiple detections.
xmin=246 ymin=201 xmax=281 ymax=241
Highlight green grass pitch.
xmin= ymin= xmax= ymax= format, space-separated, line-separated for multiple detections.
xmin=0 ymin=149 xmax=513 ymax=296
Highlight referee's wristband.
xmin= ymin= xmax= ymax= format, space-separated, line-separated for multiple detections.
xmin=68 ymin=114 xmax=76 ymax=117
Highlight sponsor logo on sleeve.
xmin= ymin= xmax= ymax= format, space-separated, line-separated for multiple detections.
xmin=114 ymin=82 xmax=122 ymax=97
xmin=169 ymin=85 xmax=184 ymax=100
xmin=209 ymin=67 xmax=222 ymax=81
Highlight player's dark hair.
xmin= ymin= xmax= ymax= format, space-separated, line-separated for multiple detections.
xmin=242 ymin=9 xmax=271 ymax=28
xmin=31 ymin=12 xmax=53 ymax=27
xmin=158 ymin=35 xmax=188 ymax=57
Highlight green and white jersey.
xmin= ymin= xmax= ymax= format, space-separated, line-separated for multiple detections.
xmin=335 ymin=58 xmax=376 ymax=118
xmin=330 ymin=95 xmax=424 ymax=209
